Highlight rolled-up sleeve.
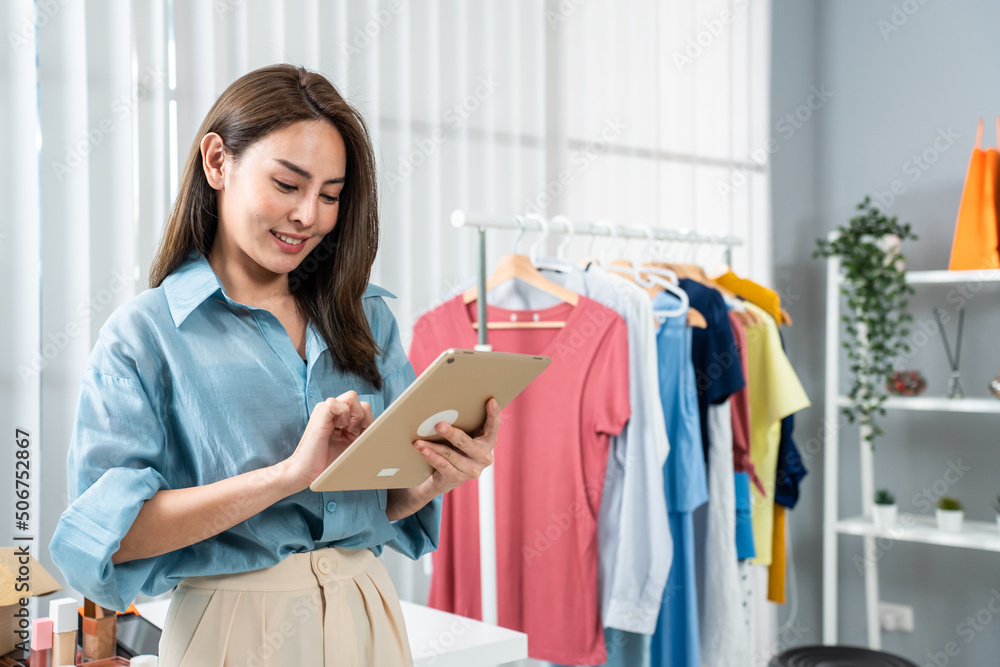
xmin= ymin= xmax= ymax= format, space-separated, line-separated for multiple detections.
xmin=367 ymin=295 xmax=442 ymax=560
xmin=49 ymin=334 xmax=173 ymax=612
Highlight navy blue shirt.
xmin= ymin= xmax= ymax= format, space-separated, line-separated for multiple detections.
xmin=678 ymin=279 xmax=746 ymax=462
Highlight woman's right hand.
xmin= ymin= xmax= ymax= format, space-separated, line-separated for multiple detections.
xmin=280 ymin=391 xmax=375 ymax=494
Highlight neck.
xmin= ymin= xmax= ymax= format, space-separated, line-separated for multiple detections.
xmin=207 ymin=235 xmax=291 ymax=309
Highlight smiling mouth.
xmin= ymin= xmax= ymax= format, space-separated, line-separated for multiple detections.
xmin=271 ymin=230 xmax=306 ymax=245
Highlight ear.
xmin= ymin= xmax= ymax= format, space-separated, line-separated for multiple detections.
xmin=201 ymin=132 xmax=226 ymax=190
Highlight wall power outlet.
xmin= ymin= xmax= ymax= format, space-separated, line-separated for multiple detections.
xmin=879 ymin=602 xmax=914 ymax=633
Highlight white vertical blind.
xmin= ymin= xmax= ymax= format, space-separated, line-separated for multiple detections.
xmin=1 ymin=0 xmax=42 ymax=621
xmin=2 ymin=0 xmax=772 ymax=651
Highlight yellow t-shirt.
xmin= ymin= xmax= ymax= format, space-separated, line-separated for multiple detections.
xmin=743 ymin=302 xmax=810 ymax=566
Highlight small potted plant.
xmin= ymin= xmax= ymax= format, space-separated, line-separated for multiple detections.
xmin=936 ymin=496 xmax=964 ymax=532
xmin=873 ymin=489 xmax=897 ymax=528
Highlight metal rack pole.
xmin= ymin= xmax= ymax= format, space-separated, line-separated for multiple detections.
xmin=473 ymin=225 xmax=498 ymax=627
xmin=450 ymin=210 xmax=745 ymax=248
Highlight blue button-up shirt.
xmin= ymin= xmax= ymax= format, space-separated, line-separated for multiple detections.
xmin=48 ymin=249 xmax=441 ymax=612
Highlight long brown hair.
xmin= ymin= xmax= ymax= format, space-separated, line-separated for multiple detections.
xmin=149 ymin=64 xmax=384 ymax=391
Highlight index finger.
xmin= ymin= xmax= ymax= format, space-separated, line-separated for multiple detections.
xmin=334 ymin=390 xmax=367 ymax=430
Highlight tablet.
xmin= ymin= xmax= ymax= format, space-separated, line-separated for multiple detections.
xmin=309 ymin=348 xmax=551 ymax=492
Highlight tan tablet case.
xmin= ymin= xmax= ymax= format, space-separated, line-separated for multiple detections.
xmin=309 ymin=348 xmax=551 ymax=492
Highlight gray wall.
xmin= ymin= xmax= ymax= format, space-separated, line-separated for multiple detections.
xmin=772 ymin=1 xmax=1000 ymax=664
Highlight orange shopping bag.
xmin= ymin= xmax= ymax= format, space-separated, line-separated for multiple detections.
xmin=948 ymin=118 xmax=1000 ymax=270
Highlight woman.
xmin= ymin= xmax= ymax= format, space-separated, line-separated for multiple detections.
xmin=48 ymin=63 xmax=499 ymax=666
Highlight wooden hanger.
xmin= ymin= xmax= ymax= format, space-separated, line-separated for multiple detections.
xmin=462 ymin=253 xmax=579 ymax=329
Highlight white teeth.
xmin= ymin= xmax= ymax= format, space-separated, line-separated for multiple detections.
xmin=272 ymin=231 xmax=305 ymax=245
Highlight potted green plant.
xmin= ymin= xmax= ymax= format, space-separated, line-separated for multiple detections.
xmin=936 ymin=496 xmax=964 ymax=532
xmin=814 ymin=197 xmax=918 ymax=450
xmin=873 ymin=489 xmax=897 ymax=528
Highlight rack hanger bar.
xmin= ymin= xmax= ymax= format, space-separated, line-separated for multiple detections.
xmin=450 ymin=210 xmax=744 ymax=247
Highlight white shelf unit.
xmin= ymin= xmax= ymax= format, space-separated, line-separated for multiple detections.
xmin=836 ymin=515 xmax=1000 ymax=553
xmin=835 ymin=395 xmax=1000 ymax=413
xmin=822 ymin=262 xmax=1000 ymax=649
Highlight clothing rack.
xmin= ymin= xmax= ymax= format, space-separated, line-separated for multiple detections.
xmin=449 ymin=209 xmax=745 ymax=627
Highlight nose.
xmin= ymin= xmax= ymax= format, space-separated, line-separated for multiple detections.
xmin=291 ymin=194 xmax=318 ymax=227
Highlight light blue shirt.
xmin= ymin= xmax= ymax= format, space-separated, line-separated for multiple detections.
xmin=48 ymin=249 xmax=441 ymax=612
xmin=452 ymin=264 xmax=672 ymax=638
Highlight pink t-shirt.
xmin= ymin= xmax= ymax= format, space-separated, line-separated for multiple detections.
xmin=409 ymin=294 xmax=630 ymax=666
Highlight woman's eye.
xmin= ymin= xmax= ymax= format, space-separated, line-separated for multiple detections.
xmin=274 ymin=180 xmax=295 ymax=191
xmin=321 ymin=195 xmax=339 ymax=204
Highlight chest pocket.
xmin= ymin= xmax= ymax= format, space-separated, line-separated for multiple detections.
xmin=358 ymin=393 xmax=388 ymax=510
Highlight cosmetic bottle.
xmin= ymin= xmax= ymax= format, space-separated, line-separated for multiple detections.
xmin=47 ymin=598 xmax=78 ymax=667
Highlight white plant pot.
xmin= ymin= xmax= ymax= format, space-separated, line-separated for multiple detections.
xmin=873 ymin=504 xmax=898 ymax=528
xmin=858 ymin=233 xmax=904 ymax=269
xmin=936 ymin=509 xmax=964 ymax=532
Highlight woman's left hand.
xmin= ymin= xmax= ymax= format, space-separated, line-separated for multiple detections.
xmin=385 ymin=398 xmax=501 ymax=520
xmin=415 ymin=397 xmax=501 ymax=496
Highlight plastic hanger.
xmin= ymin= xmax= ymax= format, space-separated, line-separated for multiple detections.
xmin=596 ymin=221 xmax=638 ymax=281
xmin=461 ymin=214 xmax=579 ymax=329
xmin=632 ymin=224 xmax=689 ymax=320
xmin=640 ymin=234 xmax=706 ymax=328
xmin=530 ymin=214 xmax=575 ymax=274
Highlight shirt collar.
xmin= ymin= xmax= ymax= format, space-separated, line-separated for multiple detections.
xmin=163 ymin=249 xmax=226 ymax=328
xmin=162 ymin=249 xmax=396 ymax=356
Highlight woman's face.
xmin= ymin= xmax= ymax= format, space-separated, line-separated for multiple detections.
xmin=209 ymin=119 xmax=347 ymax=278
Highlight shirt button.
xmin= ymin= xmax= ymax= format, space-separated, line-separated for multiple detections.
xmin=326 ymin=501 xmax=338 ymax=513
xmin=317 ymin=557 xmax=331 ymax=575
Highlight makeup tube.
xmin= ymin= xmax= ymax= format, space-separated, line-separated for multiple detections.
xmin=29 ymin=617 xmax=52 ymax=667
xmin=47 ymin=597 xmax=78 ymax=667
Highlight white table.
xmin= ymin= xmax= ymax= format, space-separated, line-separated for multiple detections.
xmin=135 ymin=596 xmax=527 ymax=667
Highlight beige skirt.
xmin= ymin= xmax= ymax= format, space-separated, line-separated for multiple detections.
xmin=156 ymin=546 xmax=413 ymax=667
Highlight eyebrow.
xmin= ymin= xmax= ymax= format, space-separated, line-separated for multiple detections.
xmin=274 ymin=159 xmax=345 ymax=185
